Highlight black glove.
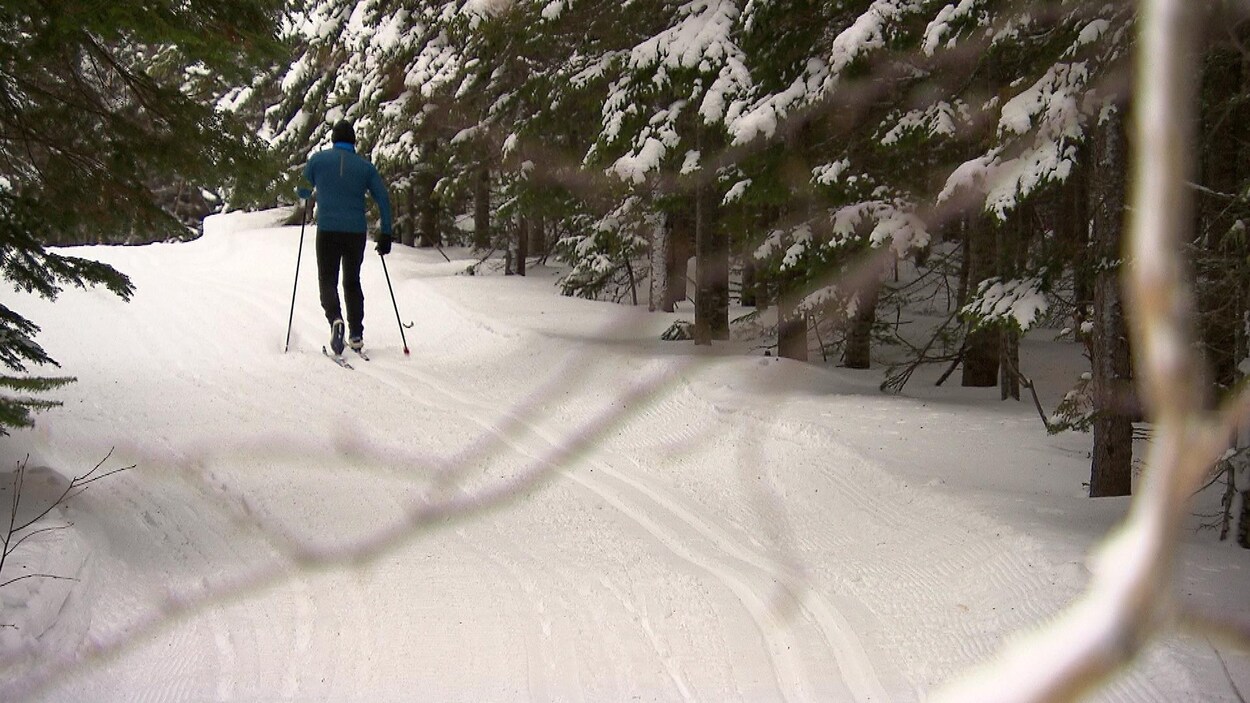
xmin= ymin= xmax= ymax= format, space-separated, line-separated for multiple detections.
xmin=376 ymin=234 xmax=393 ymax=256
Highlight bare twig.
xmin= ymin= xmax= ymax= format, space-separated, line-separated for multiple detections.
xmin=0 ymin=573 xmax=79 ymax=590
xmin=1018 ymin=371 xmax=1055 ymax=432
xmin=0 ymin=450 xmax=132 ymax=591
xmin=14 ymin=458 xmax=135 ymax=533
xmin=6 ymin=524 xmax=71 ymax=556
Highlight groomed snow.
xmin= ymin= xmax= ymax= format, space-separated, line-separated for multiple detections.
xmin=1 ymin=209 xmax=1246 ymax=702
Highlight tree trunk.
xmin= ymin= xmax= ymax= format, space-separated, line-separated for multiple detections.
xmin=1061 ymin=153 xmax=1093 ymax=309
xmin=963 ymin=333 xmax=999 ymax=388
xmin=532 ymin=215 xmax=546 ymax=258
xmin=956 ymin=216 xmax=971 ymax=312
xmin=473 ymin=162 xmax=491 ymax=250
xmin=1239 ymin=489 xmax=1250 ymax=549
xmin=504 ymin=221 xmax=514 ymax=276
xmin=416 ymin=153 xmax=439 ymax=248
xmin=516 ymin=217 xmax=529 ymax=276
xmin=695 ymin=173 xmax=729 ymax=344
xmin=667 ymin=199 xmax=694 ymax=311
xmin=694 ymin=176 xmax=711 ymax=346
xmin=962 ymin=213 xmax=999 ymax=387
xmin=399 ymin=180 xmax=417 ymax=248
xmin=752 ymin=207 xmax=780 ymax=311
xmin=741 ymin=258 xmax=757 ymax=307
xmin=998 ymin=206 xmax=1031 ymax=401
xmin=778 ymin=274 xmax=808 ymax=361
xmin=999 ymin=330 xmax=1020 ymax=400
xmin=650 ymin=216 xmax=668 ymax=312
xmin=1195 ymin=43 xmax=1249 ymax=393
xmin=1089 ymin=105 xmax=1134 ymax=498
xmin=844 ymin=280 xmax=878 ymax=369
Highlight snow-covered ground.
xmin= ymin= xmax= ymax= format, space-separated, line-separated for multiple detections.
xmin=1 ymin=209 xmax=1246 ymax=702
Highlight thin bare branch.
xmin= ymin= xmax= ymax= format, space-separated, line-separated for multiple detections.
xmin=1181 ymin=606 xmax=1250 ymax=649
xmin=4 ymin=524 xmax=71 ymax=558
xmin=0 ymin=573 xmax=79 ymax=590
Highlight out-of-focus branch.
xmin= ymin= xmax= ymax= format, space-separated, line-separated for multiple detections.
xmin=932 ymin=1 xmax=1238 ymax=701
xmin=1182 ymin=606 xmax=1250 ymax=649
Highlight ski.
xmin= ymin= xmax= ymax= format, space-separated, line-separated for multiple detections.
xmin=352 ymin=347 xmax=370 ymax=362
xmin=322 ymin=346 xmax=354 ymax=370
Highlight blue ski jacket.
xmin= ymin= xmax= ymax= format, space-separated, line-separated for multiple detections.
xmin=303 ymin=143 xmax=393 ymax=236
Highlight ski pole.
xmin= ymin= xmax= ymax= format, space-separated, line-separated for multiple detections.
xmin=379 ymin=253 xmax=411 ymax=355
xmin=283 ymin=195 xmax=311 ymax=353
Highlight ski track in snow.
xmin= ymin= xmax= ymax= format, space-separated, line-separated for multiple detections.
xmin=384 ymin=275 xmax=1182 ymax=703
xmin=0 ymin=216 xmax=1218 ymax=702
xmin=333 ymin=313 xmax=880 ymax=702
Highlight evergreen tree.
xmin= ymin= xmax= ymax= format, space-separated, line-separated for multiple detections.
xmin=0 ymin=0 xmax=283 ymax=434
xmin=586 ymin=0 xmax=752 ymax=331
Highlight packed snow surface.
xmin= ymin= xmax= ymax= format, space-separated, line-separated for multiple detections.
xmin=1 ymin=210 xmax=1246 ymax=702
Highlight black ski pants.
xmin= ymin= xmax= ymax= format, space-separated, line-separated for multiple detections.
xmin=315 ymin=230 xmax=367 ymax=339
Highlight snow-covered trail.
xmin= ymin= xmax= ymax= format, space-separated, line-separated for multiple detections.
xmin=0 ymin=211 xmax=1220 ymax=702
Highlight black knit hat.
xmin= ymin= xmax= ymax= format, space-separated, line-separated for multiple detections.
xmin=330 ymin=120 xmax=356 ymax=144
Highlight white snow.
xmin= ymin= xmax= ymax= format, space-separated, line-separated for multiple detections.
xmin=462 ymin=0 xmax=512 ymax=18
xmin=881 ymin=103 xmax=960 ymax=146
xmin=961 ymin=277 xmax=1050 ymax=332
xmin=723 ymin=179 xmax=751 ymax=204
xmin=681 ymin=149 xmax=702 ymax=175
xmin=922 ymin=0 xmax=980 ymax=56
xmin=812 ymin=160 xmax=851 ymax=186
xmin=0 ymin=209 xmax=1247 ymax=702
xmin=997 ymin=63 xmax=1088 ymax=138
xmin=540 ymin=1 xmax=565 ymax=21
xmin=1076 ymin=19 xmax=1111 ymax=49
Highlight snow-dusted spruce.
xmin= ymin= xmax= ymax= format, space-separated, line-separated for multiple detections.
xmin=1202 ymin=448 xmax=1250 ymax=545
xmin=257 ymin=0 xmax=471 ymax=242
xmin=729 ymin=2 xmax=1151 ymax=492
xmin=2 ymin=0 xmax=279 ymax=436
xmin=591 ymin=0 xmax=764 ymax=339
xmin=460 ymin=0 xmax=635 ymax=276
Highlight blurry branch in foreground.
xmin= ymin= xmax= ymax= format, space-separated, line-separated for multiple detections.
xmin=935 ymin=1 xmax=1250 ymax=701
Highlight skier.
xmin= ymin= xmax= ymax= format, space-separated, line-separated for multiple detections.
xmin=302 ymin=120 xmax=394 ymax=356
